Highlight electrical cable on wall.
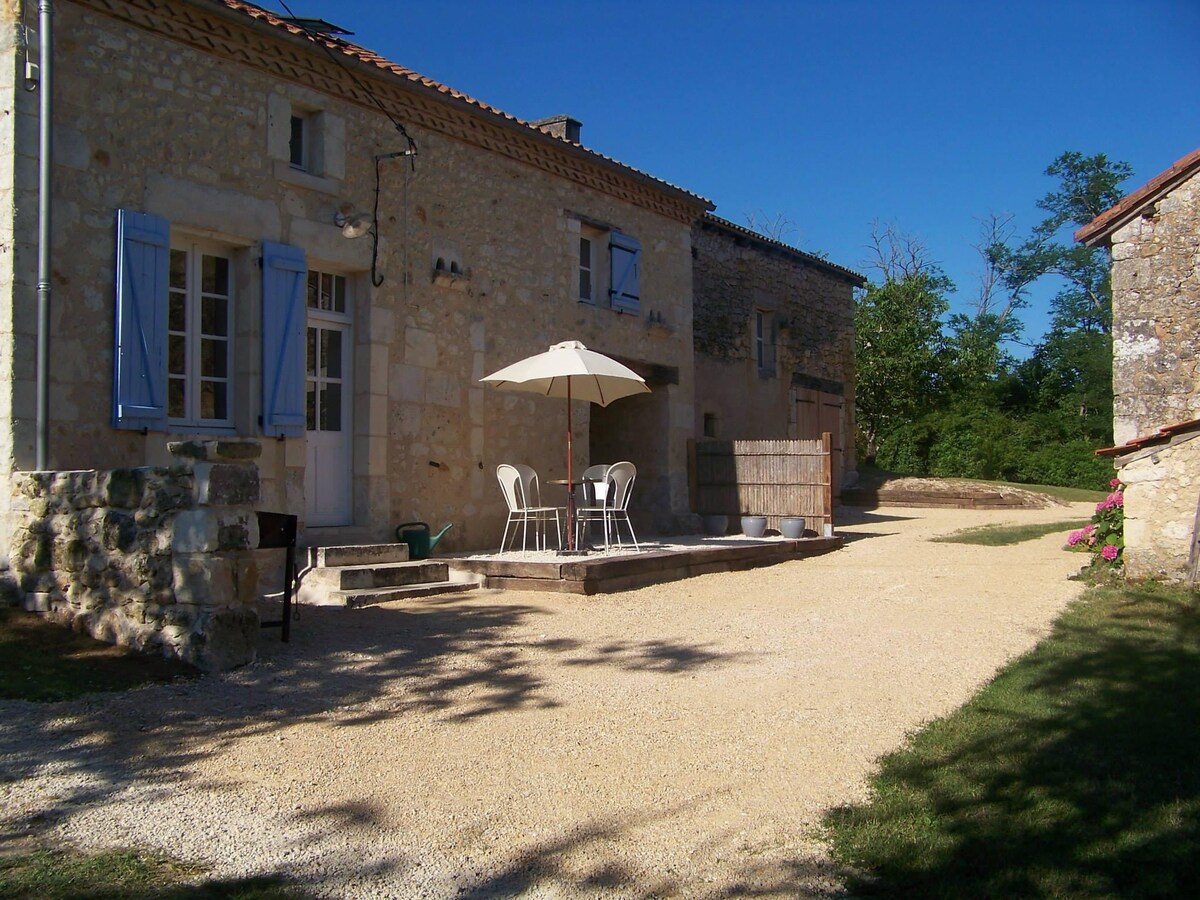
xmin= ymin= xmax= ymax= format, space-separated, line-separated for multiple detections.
xmin=277 ymin=0 xmax=418 ymax=289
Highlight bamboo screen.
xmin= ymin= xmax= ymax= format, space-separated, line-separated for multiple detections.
xmin=690 ymin=435 xmax=832 ymax=534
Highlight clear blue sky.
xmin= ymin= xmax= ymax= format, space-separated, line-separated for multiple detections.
xmin=268 ymin=0 xmax=1199 ymax=349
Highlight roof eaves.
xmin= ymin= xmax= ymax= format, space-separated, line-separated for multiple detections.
xmin=1095 ymin=417 xmax=1200 ymax=458
xmin=208 ymin=0 xmax=713 ymax=213
xmin=701 ymin=213 xmax=866 ymax=286
xmin=1075 ymin=147 xmax=1200 ymax=247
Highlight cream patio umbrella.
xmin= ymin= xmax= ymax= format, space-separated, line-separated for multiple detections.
xmin=480 ymin=340 xmax=650 ymax=551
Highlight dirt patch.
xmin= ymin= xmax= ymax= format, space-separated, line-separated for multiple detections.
xmin=844 ymin=473 xmax=1064 ymax=509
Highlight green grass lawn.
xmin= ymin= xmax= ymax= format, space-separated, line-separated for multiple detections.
xmin=823 ymin=581 xmax=1200 ymax=898
xmin=931 ymin=519 xmax=1090 ymax=546
xmin=0 ymin=848 xmax=302 ymax=899
xmin=0 ymin=607 xmax=198 ymax=702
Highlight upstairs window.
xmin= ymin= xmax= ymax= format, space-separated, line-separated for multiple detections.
xmin=168 ymin=243 xmax=233 ymax=426
xmin=579 ymin=236 xmax=594 ymax=302
xmin=755 ymin=309 xmax=777 ymax=376
xmin=289 ymin=114 xmax=308 ymax=170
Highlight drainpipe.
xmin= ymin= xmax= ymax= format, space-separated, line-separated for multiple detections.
xmin=35 ymin=0 xmax=52 ymax=470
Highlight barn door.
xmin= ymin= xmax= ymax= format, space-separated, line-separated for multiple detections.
xmin=795 ymin=388 xmax=844 ymax=498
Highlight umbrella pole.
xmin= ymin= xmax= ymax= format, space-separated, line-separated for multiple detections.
xmin=566 ymin=377 xmax=574 ymax=550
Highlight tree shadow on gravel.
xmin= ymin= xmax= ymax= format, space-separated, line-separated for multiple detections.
xmin=453 ymin=799 xmax=845 ymax=900
xmin=0 ymin=592 xmax=747 ymax=846
xmin=822 ymin=582 xmax=1200 ymax=898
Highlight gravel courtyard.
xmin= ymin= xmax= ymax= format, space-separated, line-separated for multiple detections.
xmin=0 ymin=503 xmax=1093 ymax=898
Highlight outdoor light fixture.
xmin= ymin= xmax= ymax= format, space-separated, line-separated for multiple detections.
xmin=334 ymin=208 xmax=371 ymax=239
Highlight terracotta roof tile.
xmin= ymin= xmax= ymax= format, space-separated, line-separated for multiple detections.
xmin=210 ymin=0 xmax=712 ymax=210
xmin=1075 ymin=147 xmax=1200 ymax=246
xmin=1096 ymin=418 xmax=1200 ymax=457
xmin=701 ymin=214 xmax=866 ymax=285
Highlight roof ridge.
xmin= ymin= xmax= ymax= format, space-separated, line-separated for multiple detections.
xmin=702 ymin=213 xmax=865 ymax=284
xmin=212 ymin=0 xmax=712 ymax=209
xmin=1075 ymin=146 xmax=1200 ymax=246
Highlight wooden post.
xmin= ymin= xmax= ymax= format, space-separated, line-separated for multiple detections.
xmin=821 ymin=431 xmax=833 ymax=534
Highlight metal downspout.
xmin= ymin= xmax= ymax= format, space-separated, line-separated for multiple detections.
xmin=35 ymin=0 xmax=52 ymax=470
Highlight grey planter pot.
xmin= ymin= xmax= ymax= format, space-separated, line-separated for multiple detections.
xmin=780 ymin=516 xmax=806 ymax=539
xmin=741 ymin=515 xmax=768 ymax=538
xmin=702 ymin=514 xmax=729 ymax=536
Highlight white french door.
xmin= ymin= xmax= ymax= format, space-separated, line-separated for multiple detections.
xmin=305 ymin=312 xmax=353 ymax=526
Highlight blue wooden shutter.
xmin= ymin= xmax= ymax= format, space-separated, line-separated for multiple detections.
xmin=113 ymin=209 xmax=169 ymax=431
xmin=261 ymin=241 xmax=307 ymax=437
xmin=609 ymin=232 xmax=641 ymax=313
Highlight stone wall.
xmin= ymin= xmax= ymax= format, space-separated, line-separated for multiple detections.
xmin=1108 ymin=167 xmax=1200 ymax=444
xmin=7 ymin=440 xmax=262 ymax=671
xmin=0 ymin=0 xmax=704 ymax=554
xmin=1117 ymin=435 xmax=1200 ymax=581
xmin=691 ymin=219 xmax=859 ymax=483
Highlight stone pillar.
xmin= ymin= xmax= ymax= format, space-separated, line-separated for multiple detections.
xmin=166 ymin=440 xmax=262 ymax=671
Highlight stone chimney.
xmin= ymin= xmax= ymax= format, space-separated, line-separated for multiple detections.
xmin=532 ymin=115 xmax=582 ymax=144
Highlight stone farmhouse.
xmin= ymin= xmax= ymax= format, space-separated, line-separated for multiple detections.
xmin=1 ymin=0 xmax=725 ymax=559
xmin=692 ymin=214 xmax=864 ymax=494
xmin=0 ymin=0 xmax=863 ymax=620
xmin=1077 ymin=147 xmax=1200 ymax=581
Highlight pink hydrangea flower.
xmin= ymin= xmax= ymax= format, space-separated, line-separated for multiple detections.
xmin=1110 ymin=478 xmax=1121 ymax=489
xmin=1067 ymin=530 xmax=1084 ymax=546
xmin=1101 ymin=544 xmax=1120 ymax=562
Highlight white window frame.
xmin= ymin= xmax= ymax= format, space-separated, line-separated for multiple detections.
xmin=578 ymin=235 xmax=594 ymax=303
xmin=168 ymin=241 xmax=235 ymax=429
xmin=305 ymin=268 xmax=352 ymax=434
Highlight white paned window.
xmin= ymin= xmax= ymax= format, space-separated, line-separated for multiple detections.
xmin=305 ymin=268 xmax=351 ymax=434
xmin=307 ymin=269 xmax=347 ymax=313
xmin=579 ymin=236 xmax=594 ymax=302
xmin=168 ymin=244 xmax=233 ymax=426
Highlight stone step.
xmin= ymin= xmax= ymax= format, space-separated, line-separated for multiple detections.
xmin=309 ymin=543 xmax=410 ymax=567
xmin=302 ymin=561 xmax=449 ymax=592
xmin=334 ymin=580 xmax=481 ymax=608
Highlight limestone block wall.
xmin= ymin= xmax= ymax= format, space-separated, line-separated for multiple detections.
xmin=7 ymin=439 xmax=262 ymax=671
xmin=0 ymin=0 xmax=703 ymax=553
xmin=691 ymin=221 xmax=858 ymax=480
xmin=1108 ymin=168 xmax=1200 ymax=444
xmin=1117 ymin=435 xmax=1200 ymax=581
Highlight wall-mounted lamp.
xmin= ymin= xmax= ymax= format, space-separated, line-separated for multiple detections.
xmin=334 ymin=208 xmax=372 ymax=239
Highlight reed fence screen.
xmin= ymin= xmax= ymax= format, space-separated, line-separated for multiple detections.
xmin=689 ymin=434 xmax=832 ymax=535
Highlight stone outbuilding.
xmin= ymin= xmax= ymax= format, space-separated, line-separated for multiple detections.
xmin=692 ymin=214 xmax=864 ymax=492
xmin=1078 ymin=147 xmax=1200 ymax=581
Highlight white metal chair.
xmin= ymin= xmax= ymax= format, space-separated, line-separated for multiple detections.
xmin=574 ymin=461 xmax=640 ymax=552
xmin=496 ymin=463 xmax=562 ymax=552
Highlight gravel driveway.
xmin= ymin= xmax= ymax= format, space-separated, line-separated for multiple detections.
xmin=0 ymin=503 xmax=1092 ymax=897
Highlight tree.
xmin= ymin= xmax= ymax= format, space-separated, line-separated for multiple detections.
xmin=855 ymin=271 xmax=953 ymax=459
xmin=989 ymin=151 xmax=1132 ymax=330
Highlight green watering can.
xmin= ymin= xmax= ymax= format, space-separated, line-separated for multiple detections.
xmin=395 ymin=522 xmax=454 ymax=560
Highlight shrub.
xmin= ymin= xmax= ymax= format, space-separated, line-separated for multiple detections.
xmin=1066 ymin=478 xmax=1124 ymax=569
